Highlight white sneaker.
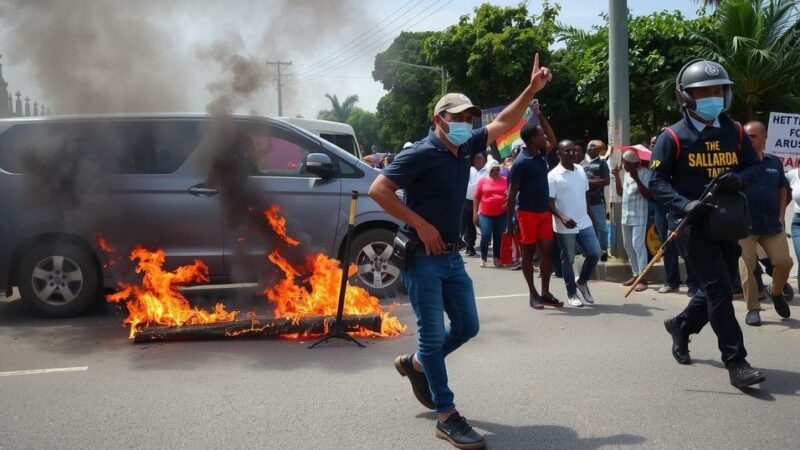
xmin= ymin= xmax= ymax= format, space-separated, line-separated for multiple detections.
xmin=568 ymin=295 xmax=584 ymax=307
xmin=576 ymin=283 xmax=595 ymax=304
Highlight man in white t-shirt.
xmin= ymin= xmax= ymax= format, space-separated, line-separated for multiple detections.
xmin=548 ymin=140 xmax=602 ymax=307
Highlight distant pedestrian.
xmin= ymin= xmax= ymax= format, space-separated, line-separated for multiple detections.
xmin=548 ymin=140 xmax=601 ymax=307
xmin=582 ymin=140 xmax=611 ymax=261
xmin=786 ymin=167 xmax=800 ymax=296
xmin=462 ymin=153 xmax=487 ymax=256
xmin=613 ymin=150 xmax=653 ymax=292
xmin=473 ymin=160 xmax=508 ymax=267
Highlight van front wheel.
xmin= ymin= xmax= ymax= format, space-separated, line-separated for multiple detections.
xmin=350 ymin=229 xmax=403 ymax=298
xmin=17 ymin=242 xmax=101 ymax=318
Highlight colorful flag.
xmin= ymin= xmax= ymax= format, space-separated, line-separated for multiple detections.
xmin=495 ymin=119 xmax=526 ymax=158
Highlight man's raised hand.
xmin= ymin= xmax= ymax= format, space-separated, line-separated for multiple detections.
xmin=530 ymin=53 xmax=553 ymax=92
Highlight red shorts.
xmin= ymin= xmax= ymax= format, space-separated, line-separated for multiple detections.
xmin=517 ymin=210 xmax=553 ymax=244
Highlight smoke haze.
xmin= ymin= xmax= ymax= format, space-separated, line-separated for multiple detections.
xmin=0 ymin=0 xmax=367 ymax=116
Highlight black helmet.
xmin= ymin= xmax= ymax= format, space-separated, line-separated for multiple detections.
xmin=675 ymin=59 xmax=734 ymax=112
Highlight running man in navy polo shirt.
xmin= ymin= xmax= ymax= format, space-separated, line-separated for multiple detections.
xmin=369 ymin=54 xmax=552 ymax=449
xmin=507 ymin=122 xmax=562 ymax=310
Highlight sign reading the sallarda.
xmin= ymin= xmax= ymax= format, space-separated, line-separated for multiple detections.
xmin=766 ymin=112 xmax=800 ymax=169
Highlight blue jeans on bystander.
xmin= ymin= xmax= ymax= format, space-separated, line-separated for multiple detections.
xmin=556 ymin=226 xmax=601 ymax=297
xmin=478 ymin=213 xmax=507 ymax=261
xmin=401 ymin=252 xmax=480 ymax=413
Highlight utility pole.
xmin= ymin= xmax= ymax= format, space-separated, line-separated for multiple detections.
xmin=608 ymin=0 xmax=630 ymax=259
xmin=386 ymin=60 xmax=446 ymax=96
xmin=266 ymin=60 xmax=292 ymax=116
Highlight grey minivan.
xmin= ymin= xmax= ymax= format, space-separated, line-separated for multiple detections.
xmin=0 ymin=114 xmax=403 ymax=317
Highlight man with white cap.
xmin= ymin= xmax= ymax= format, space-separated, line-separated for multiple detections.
xmin=369 ymin=53 xmax=552 ymax=449
xmin=613 ymin=149 xmax=654 ymax=292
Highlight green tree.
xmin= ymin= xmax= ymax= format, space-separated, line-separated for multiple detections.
xmin=317 ymin=93 xmax=360 ymax=122
xmin=373 ymin=31 xmax=442 ymax=149
xmin=558 ymin=11 xmax=714 ymax=143
xmin=693 ymin=0 xmax=800 ymax=121
xmin=424 ymin=2 xmax=560 ymax=107
xmin=346 ymin=107 xmax=382 ymax=151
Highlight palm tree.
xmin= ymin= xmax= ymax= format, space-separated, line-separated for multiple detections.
xmin=693 ymin=0 xmax=800 ymax=120
xmin=322 ymin=93 xmax=360 ymax=123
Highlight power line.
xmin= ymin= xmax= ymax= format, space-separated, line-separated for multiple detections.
xmin=290 ymin=0 xmax=441 ymax=79
xmin=291 ymin=0 xmax=425 ymax=77
xmin=288 ymin=0 xmax=455 ymax=84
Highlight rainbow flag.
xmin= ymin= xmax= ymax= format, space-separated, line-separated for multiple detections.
xmin=495 ymin=118 xmax=526 ymax=158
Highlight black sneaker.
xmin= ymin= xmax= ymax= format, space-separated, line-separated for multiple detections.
xmin=393 ymin=354 xmax=435 ymax=410
xmin=727 ymin=359 xmax=766 ymax=389
xmin=768 ymin=286 xmax=791 ymax=319
xmin=465 ymin=248 xmax=477 ymax=257
xmin=530 ymin=294 xmax=544 ymax=310
xmin=541 ymin=293 xmax=564 ymax=308
xmin=435 ymin=412 xmax=486 ymax=449
xmin=600 ymin=251 xmax=608 ymax=262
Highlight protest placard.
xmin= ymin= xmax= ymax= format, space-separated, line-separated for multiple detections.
xmin=766 ymin=112 xmax=800 ymax=169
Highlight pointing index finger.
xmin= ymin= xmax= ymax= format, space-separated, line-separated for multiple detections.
xmin=533 ymin=52 xmax=540 ymax=72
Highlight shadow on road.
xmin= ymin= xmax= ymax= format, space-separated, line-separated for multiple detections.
xmin=545 ymin=302 xmax=664 ymax=318
xmin=415 ymin=413 xmax=647 ymax=449
xmin=692 ymin=358 xmax=800 ymax=398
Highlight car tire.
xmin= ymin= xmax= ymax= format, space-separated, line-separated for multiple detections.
xmin=349 ymin=228 xmax=404 ymax=298
xmin=17 ymin=241 xmax=101 ymax=318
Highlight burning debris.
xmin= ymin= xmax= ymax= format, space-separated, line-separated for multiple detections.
xmin=103 ymin=207 xmax=405 ymax=342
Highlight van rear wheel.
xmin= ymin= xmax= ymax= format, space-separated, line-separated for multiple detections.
xmin=350 ymin=229 xmax=403 ymax=298
xmin=17 ymin=241 xmax=101 ymax=318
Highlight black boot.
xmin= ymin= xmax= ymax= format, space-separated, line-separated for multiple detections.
xmin=663 ymin=317 xmax=691 ymax=365
xmin=727 ymin=359 xmax=766 ymax=389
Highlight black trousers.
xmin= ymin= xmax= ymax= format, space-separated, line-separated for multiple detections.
xmin=673 ymin=221 xmax=747 ymax=364
xmin=461 ymin=200 xmax=476 ymax=251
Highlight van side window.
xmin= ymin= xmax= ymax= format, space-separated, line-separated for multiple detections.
xmin=319 ymin=132 xmax=358 ymax=156
xmin=0 ymin=121 xmax=199 ymax=175
xmin=112 ymin=121 xmax=200 ymax=174
xmin=242 ymin=125 xmax=325 ymax=177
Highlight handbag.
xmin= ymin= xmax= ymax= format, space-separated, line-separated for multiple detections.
xmin=700 ymin=191 xmax=751 ymax=241
xmin=500 ymin=232 xmax=514 ymax=265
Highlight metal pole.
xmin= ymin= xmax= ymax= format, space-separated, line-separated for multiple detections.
xmin=266 ymin=60 xmax=292 ymax=116
xmin=276 ymin=63 xmax=283 ymax=116
xmin=608 ymin=0 xmax=630 ymax=259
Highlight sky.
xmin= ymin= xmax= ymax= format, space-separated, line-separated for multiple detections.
xmin=0 ymin=0 xmax=704 ymax=119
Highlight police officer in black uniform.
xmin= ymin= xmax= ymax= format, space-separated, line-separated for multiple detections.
xmin=649 ymin=59 xmax=766 ymax=389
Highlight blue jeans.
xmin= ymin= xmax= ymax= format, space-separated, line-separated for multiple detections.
xmin=589 ymin=203 xmax=608 ymax=252
xmin=478 ymin=213 xmax=507 ymax=261
xmin=402 ymin=252 xmax=479 ymax=413
xmin=792 ymin=213 xmax=800 ymax=279
xmin=556 ymin=226 xmax=601 ymax=296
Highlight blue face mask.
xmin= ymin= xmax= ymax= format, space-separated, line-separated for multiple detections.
xmin=694 ymin=96 xmax=724 ymax=121
xmin=443 ymin=121 xmax=473 ymax=146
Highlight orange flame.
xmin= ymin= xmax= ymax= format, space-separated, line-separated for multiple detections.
xmin=265 ymin=205 xmax=300 ymax=246
xmin=107 ymin=247 xmax=237 ymax=339
xmin=266 ymin=251 xmax=406 ymax=337
xmin=104 ymin=206 xmax=405 ymax=339
xmin=94 ymin=233 xmax=118 ymax=268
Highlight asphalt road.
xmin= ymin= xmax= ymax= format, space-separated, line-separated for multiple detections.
xmin=1 ymin=259 xmax=799 ymax=449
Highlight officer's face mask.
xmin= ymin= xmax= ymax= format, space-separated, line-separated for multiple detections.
xmin=694 ymin=96 xmax=724 ymax=121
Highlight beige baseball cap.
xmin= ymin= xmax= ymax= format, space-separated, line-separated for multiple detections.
xmin=433 ymin=93 xmax=482 ymax=117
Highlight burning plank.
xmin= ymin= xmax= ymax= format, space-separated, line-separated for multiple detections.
xmin=133 ymin=314 xmax=382 ymax=344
